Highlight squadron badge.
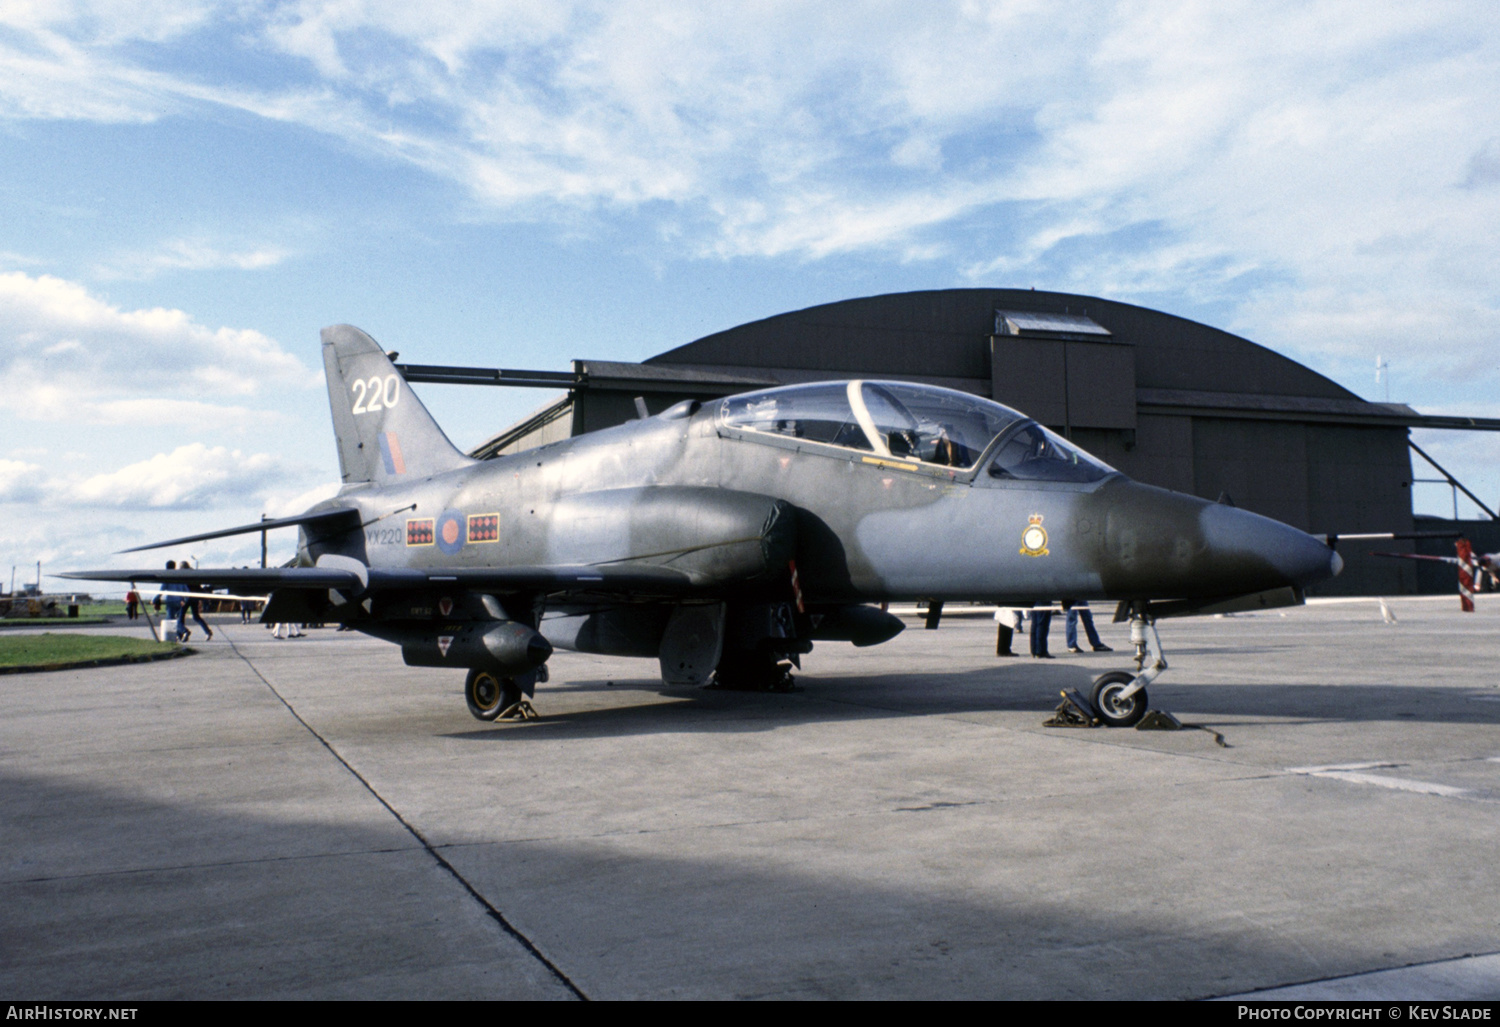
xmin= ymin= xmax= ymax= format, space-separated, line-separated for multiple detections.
xmin=1020 ymin=514 xmax=1049 ymax=557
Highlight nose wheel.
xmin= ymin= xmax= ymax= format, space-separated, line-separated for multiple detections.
xmin=1090 ymin=671 xmax=1148 ymax=727
xmin=1089 ymin=609 xmax=1166 ymax=728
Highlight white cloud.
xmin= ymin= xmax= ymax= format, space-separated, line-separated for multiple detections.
xmin=0 ymin=443 xmax=288 ymax=511
xmin=0 ymin=458 xmax=44 ymax=502
xmin=1 ymin=1 xmax=1498 ymax=397
xmin=95 ymin=239 xmax=294 ymax=280
xmin=0 ymin=440 xmax=311 ymax=580
xmin=262 ymin=479 xmax=342 ymax=519
xmin=979 ymin=2 xmax=1500 ymax=390
xmin=0 ymin=3 xmax=1057 ymax=254
xmin=1 ymin=1 xmax=213 ymax=43
xmin=0 ymin=270 xmax=318 ymax=425
xmin=63 ymin=443 xmax=281 ymax=509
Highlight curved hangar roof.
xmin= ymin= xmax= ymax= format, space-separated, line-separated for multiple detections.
xmin=644 ymin=288 xmax=1409 ymax=435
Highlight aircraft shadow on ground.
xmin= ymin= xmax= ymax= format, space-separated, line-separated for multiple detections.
xmin=1 ymin=765 xmax=1476 ymax=1001
xmin=441 ymin=662 xmax=1500 ymax=742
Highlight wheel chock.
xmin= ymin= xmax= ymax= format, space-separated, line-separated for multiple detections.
xmin=1044 ymin=688 xmax=1100 ymax=728
xmin=1132 ymin=709 xmax=1229 ymax=747
xmin=498 ymin=699 xmax=539 ymax=721
xmin=1135 ymin=709 xmax=1183 ymax=731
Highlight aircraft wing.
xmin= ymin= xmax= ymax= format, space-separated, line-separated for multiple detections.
xmin=58 ymin=563 xmax=697 ymax=597
xmin=59 ymin=567 xmax=370 ymax=590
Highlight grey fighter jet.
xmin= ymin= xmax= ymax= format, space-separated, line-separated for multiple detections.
xmin=64 ymin=325 xmax=1342 ymax=726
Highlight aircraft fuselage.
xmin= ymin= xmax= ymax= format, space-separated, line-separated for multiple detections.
xmin=306 ymin=399 xmax=1337 ymax=608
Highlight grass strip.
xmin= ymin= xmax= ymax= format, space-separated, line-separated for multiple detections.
xmin=0 ymin=633 xmax=183 ymax=671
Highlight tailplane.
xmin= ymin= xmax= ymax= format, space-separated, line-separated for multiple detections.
xmin=322 ymin=325 xmax=475 ymax=485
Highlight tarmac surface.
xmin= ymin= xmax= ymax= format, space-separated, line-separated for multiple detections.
xmin=3 ymin=599 xmax=1499 ymax=1000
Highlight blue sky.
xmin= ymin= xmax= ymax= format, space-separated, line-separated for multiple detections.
xmin=2 ymin=1 xmax=1499 ymax=586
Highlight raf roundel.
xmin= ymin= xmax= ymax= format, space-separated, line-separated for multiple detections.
xmin=435 ymin=510 xmax=467 ymax=555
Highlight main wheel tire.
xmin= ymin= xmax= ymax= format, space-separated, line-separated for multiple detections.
xmin=711 ymin=652 xmax=795 ymax=692
xmin=466 ymin=669 xmax=522 ymax=721
xmin=1091 ymin=671 xmax=1148 ymax=728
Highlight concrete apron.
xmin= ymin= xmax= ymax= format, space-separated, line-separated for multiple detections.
xmin=2 ymin=601 xmax=1498 ymax=1000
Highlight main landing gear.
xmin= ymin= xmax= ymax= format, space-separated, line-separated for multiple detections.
xmin=465 ymin=668 xmax=537 ymax=721
xmin=1088 ymin=613 xmax=1166 ymax=728
xmin=710 ymin=650 xmax=796 ymax=692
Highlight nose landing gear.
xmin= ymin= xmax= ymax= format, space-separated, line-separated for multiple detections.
xmin=1090 ymin=671 xmax=1146 ymax=727
xmin=1088 ymin=612 xmax=1166 ymax=728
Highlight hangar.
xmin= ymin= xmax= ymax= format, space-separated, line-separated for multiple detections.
xmin=398 ymin=289 xmax=1500 ymax=597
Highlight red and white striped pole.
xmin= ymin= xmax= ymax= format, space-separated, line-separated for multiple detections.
xmin=1457 ymin=538 xmax=1477 ymax=613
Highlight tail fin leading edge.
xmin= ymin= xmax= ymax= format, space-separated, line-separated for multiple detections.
xmin=322 ymin=324 xmax=475 ymax=485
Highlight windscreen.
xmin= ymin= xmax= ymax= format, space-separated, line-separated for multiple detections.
xmin=986 ymin=423 xmax=1114 ymax=483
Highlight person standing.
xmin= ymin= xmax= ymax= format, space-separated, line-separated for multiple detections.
xmin=160 ymin=561 xmax=188 ymax=642
xmin=993 ymin=606 xmax=1023 ymax=657
xmin=184 ymin=583 xmax=213 ymax=641
xmin=124 ymin=589 xmax=139 ymax=621
xmin=1029 ymin=602 xmax=1054 ymax=658
xmin=1065 ymin=601 xmax=1112 ymax=653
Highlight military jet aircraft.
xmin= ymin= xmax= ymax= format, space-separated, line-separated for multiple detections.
xmin=63 ymin=325 xmax=1343 ymax=727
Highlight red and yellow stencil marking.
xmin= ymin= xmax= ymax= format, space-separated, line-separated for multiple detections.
xmin=406 ymin=518 xmax=435 ymax=546
xmin=467 ymin=513 xmax=500 ymax=543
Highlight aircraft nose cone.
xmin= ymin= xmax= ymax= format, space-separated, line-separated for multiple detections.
xmin=1200 ymin=503 xmax=1342 ymax=591
xmin=1087 ymin=480 xmax=1343 ymax=599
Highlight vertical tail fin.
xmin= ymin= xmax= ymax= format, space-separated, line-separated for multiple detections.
xmin=322 ymin=324 xmax=475 ymax=485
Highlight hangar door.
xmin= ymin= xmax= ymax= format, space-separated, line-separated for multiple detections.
xmin=990 ymin=310 xmax=1136 ymax=432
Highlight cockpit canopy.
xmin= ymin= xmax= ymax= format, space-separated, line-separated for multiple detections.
xmin=720 ymin=380 xmax=1115 ymax=483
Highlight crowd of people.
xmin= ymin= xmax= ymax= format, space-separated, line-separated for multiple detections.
xmin=157 ymin=560 xmax=212 ymax=643
xmin=993 ymin=602 xmax=1112 ymax=659
xmin=147 ymin=560 xmax=302 ymax=642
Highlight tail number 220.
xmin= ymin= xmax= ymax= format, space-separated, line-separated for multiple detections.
xmin=351 ymin=375 xmax=401 ymax=415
